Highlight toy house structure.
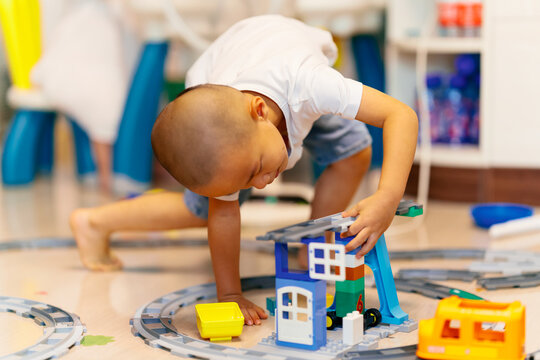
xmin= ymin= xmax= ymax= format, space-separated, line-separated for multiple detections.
xmin=256 ymin=200 xmax=422 ymax=351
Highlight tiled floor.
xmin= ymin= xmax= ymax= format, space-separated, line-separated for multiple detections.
xmin=1 ymin=150 xmax=539 ymax=358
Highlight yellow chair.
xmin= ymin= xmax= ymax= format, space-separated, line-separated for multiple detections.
xmin=0 ymin=0 xmax=99 ymax=185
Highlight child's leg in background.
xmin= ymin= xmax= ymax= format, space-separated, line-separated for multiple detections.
xmin=299 ymin=115 xmax=373 ymax=268
xmin=91 ymin=141 xmax=112 ymax=192
xmin=70 ymin=191 xmax=207 ymax=271
xmin=297 ymin=148 xmax=372 ymax=268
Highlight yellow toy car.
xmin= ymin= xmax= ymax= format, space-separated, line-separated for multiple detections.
xmin=195 ymin=302 xmax=244 ymax=342
xmin=417 ymin=296 xmax=525 ymax=360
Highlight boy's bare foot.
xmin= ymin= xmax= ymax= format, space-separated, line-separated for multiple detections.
xmin=70 ymin=209 xmax=122 ymax=271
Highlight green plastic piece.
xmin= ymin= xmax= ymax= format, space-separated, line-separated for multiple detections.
xmin=335 ymin=290 xmax=364 ymax=318
xmin=399 ymin=206 xmax=423 ymax=217
xmin=266 ymin=296 xmax=276 ymax=316
xmin=449 ymin=288 xmax=484 ymax=300
xmin=81 ymin=335 xmax=115 ymax=347
xmin=335 ymin=277 xmax=364 ymax=294
xmin=265 ymin=196 xmax=278 ymax=204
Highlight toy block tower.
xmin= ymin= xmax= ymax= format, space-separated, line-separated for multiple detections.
xmin=334 ymin=235 xmax=365 ymax=318
xmin=257 ymin=200 xmax=423 ymax=350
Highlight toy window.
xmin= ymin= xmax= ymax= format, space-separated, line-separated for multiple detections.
xmin=297 ymin=312 xmax=308 ymax=322
xmin=297 ymin=293 xmax=307 ymax=309
xmin=282 ymin=293 xmax=292 ymax=306
xmin=441 ymin=319 xmax=461 ymax=339
xmin=282 ymin=311 xmax=291 ymax=319
xmin=279 ymin=289 xmax=310 ymax=322
xmin=474 ymin=321 xmax=505 ymax=342
xmin=308 ymin=243 xmax=346 ymax=281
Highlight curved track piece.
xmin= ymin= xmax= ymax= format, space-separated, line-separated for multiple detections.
xmin=130 ymin=276 xmax=309 ymax=360
xmin=0 ymin=296 xmax=86 ymax=360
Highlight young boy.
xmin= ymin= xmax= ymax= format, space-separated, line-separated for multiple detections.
xmin=70 ymin=15 xmax=418 ymax=326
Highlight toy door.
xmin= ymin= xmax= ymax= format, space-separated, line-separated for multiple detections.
xmin=277 ymin=286 xmax=313 ymax=345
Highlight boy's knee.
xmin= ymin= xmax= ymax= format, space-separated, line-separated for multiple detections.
xmin=333 ymin=146 xmax=372 ymax=178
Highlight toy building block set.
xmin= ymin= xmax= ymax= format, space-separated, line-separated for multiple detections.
xmin=255 ymin=199 xmax=423 ymax=352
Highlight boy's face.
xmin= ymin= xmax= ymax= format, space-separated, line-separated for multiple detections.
xmin=195 ymin=111 xmax=289 ymax=198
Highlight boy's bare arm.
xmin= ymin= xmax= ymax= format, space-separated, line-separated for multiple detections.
xmin=341 ymin=85 xmax=418 ymax=257
xmin=207 ymin=197 xmax=268 ymax=325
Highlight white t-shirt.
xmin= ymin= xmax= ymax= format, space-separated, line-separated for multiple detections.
xmin=186 ymin=15 xmax=364 ymax=200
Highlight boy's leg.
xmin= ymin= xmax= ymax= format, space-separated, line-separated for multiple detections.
xmin=70 ymin=191 xmax=207 ymax=271
xmin=299 ymin=115 xmax=373 ymax=267
xmin=310 ymin=147 xmax=372 ymax=219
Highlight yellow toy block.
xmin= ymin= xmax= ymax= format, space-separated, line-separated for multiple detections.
xmin=417 ymin=296 xmax=525 ymax=360
xmin=195 ymin=302 xmax=244 ymax=342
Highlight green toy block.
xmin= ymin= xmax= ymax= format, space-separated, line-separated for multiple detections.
xmin=335 ymin=277 xmax=364 ymax=294
xmin=401 ymin=206 xmax=423 ymax=217
xmin=449 ymin=288 xmax=484 ymax=300
xmin=335 ymin=290 xmax=365 ymax=318
xmin=266 ymin=296 xmax=276 ymax=316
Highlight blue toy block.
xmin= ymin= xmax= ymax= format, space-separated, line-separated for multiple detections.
xmin=364 ymin=234 xmax=408 ymax=325
xmin=274 ymin=243 xmax=310 ymax=281
xmin=113 ymin=41 xmax=169 ymax=186
xmin=68 ymin=118 xmax=96 ymax=177
xmin=300 ymin=236 xmax=325 ymax=245
xmin=275 ymin=277 xmax=326 ymax=350
xmin=2 ymin=110 xmax=56 ymax=185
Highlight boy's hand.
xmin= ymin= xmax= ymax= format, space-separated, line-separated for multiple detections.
xmin=219 ymin=294 xmax=268 ymax=326
xmin=340 ymin=190 xmax=400 ymax=258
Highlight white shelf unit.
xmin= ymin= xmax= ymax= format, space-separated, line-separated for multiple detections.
xmin=387 ymin=0 xmax=540 ymax=170
xmin=390 ymin=37 xmax=483 ymax=54
xmin=386 ymin=0 xmax=487 ymax=168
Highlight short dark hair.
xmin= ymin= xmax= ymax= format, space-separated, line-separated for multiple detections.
xmin=151 ymin=84 xmax=254 ymax=189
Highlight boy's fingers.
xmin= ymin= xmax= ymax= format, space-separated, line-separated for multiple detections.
xmin=355 ymin=235 xmax=378 ymax=258
xmin=341 ymin=219 xmax=364 ymax=239
xmin=345 ymin=228 xmax=369 ymax=252
xmin=242 ymin=308 xmax=254 ymax=325
xmin=342 ymin=206 xmax=359 ymax=218
xmin=248 ymin=308 xmax=261 ymax=325
xmin=256 ymin=306 xmax=268 ymax=319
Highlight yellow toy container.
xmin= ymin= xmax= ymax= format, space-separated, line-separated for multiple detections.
xmin=417 ymin=296 xmax=525 ymax=360
xmin=195 ymin=302 xmax=244 ymax=342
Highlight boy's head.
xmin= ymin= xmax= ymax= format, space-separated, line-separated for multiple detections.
xmin=152 ymin=84 xmax=288 ymax=197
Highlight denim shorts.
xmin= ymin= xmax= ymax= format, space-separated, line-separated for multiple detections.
xmin=184 ymin=114 xmax=372 ymax=219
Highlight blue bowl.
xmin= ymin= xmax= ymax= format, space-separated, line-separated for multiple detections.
xmin=470 ymin=203 xmax=534 ymax=229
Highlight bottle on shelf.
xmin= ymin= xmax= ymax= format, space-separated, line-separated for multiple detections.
xmin=437 ymin=0 xmax=482 ymax=38
xmin=457 ymin=0 xmax=483 ymax=37
xmin=437 ymin=0 xmax=459 ymax=37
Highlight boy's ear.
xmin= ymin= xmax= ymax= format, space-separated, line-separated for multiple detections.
xmin=249 ymin=96 xmax=268 ymax=121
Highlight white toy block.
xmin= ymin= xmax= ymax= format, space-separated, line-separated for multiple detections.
xmin=308 ymin=242 xmax=346 ymax=281
xmin=343 ymin=311 xmax=363 ymax=345
xmin=345 ymin=253 xmax=364 ymax=268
